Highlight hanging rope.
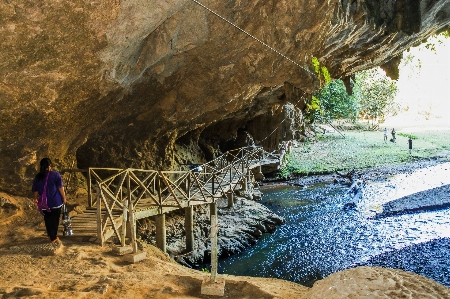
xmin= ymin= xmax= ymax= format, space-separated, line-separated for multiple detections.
xmin=189 ymin=0 xmax=332 ymax=148
xmin=190 ymin=0 xmax=316 ymax=78
xmin=255 ymin=118 xmax=286 ymax=145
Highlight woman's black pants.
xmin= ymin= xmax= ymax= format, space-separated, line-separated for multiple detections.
xmin=43 ymin=208 xmax=61 ymax=241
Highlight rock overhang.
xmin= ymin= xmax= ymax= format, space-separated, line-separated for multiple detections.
xmin=0 ymin=0 xmax=449 ymax=195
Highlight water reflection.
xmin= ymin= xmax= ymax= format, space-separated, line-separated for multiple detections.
xmin=218 ymin=163 xmax=450 ymax=287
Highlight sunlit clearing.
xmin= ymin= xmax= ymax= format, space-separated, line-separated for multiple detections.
xmin=386 ymin=35 xmax=450 ymax=127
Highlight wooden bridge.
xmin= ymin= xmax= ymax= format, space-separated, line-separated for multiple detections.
xmin=66 ymin=146 xmax=280 ymax=254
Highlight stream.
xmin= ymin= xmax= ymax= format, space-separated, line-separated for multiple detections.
xmin=218 ymin=162 xmax=450 ymax=287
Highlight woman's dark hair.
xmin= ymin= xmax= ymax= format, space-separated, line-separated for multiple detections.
xmin=35 ymin=158 xmax=52 ymax=180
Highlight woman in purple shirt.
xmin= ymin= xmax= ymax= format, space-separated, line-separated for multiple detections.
xmin=32 ymin=158 xmax=67 ymax=242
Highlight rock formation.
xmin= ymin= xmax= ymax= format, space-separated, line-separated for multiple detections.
xmin=1 ymin=0 xmax=449 ymax=194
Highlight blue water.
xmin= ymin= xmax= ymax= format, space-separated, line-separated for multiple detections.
xmin=218 ymin=184 xmax=450 ymax=287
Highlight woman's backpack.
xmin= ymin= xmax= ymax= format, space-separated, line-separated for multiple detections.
xmin=37 ymin=171 xmax=51 ymax=215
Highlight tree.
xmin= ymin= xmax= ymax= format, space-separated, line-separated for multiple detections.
xmin=308 ymin=57 xmax=399 ymax=127
xmin=353 ymin=68 xmax=399 ymax=126
xmin=313 ymin=79 xmax=359 ymax=123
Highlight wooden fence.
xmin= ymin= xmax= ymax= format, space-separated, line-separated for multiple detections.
xmin=85 ymin=146 xmax=279 ymax=247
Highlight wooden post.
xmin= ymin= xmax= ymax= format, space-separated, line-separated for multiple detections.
xmin=121 ymin=198 xmax=128 ymax=247
xmin=187 ymin=173 xmax=191 ymax=200
xmin=157 ymin=173 xmax=162 ymax=214
xmin=88 ymin=169 xmax=92 ymax=207
xmin=241 ymin=149 xmax=244 ymax=175
xmin=152 ymin=172 xmax=156 ymax=193
xmin=127 ymin=171 xmax=138 ymax=253
xmin=156 ymin=214 xmax=166 ymax=253
xmin=120 ymin=172 xmax=128 ymax=247
xmin=211 ymin=173 xmax=215 ymax=198
xmin=96 ymin=184 xmax=103 ymax=246
xmin=185 ymin=206 xmax=194 ymax=252
xmin=210 ymin=201 xmax=217 ymax=224
xmin=201 ymin=201 xmax=225 ymax=296
xmin=227 ymin=191 xmax=234 ymax=208
xmin=129 ymin=196 xmax=138 ymax=253
xmin=210 ymin=202 xmax=218 ymax=282
xmin=242 ymin=176 xmax=247 ymax=191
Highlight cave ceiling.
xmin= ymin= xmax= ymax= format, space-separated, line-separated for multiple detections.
xmin=0 ymin=0 xmax=449 ymax=194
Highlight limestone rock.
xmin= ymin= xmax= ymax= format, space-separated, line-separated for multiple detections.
xmin=305 ymin=266 xmax=450 ymax=299
xmin=0 ymin=1 xmax=449 ymax=194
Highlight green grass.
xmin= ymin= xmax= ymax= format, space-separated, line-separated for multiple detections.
xmin=282 ymin=126 xmax=450 ymax=177
xmin=397 ymin=133 xmax=418 ymax=139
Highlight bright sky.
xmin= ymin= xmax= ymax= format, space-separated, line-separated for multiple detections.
xmin=388 ymin=35 xmax=450 ymax=126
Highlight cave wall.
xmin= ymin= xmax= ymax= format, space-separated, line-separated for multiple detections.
xmin=1 ymin=0 xmax=449 ymax=195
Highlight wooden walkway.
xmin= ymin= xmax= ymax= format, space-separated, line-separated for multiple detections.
xmin=66 ymin=146 xmax=280 ymax=250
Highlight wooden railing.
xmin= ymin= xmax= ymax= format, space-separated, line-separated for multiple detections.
xmin=86 ymin=146 xmax=280 ymax=246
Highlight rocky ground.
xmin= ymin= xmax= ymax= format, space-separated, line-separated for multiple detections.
xmin=1 ymin=159 xmax=450 ymax=298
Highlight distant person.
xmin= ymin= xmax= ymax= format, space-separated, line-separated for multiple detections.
xmin=189 ymin=164 xmax=202 ymax=173
xmin=391 ymin=128 xmax=396 ymax=142
xmin=383 ymin=128 xmax=387 ymax=142
xmin=408 ymin=137 xmax=413 ymax=154
xmin=32 ymin=158 xmax=67 ymax=243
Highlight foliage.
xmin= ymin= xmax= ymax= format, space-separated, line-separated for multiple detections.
xmin=279 ymin=153 xmax=292 ymax=178
xmin=424 ymin=32 xmax=449 ymax=53
xmin=307 ymin=96 xmax=321 ymax=113
xmin=309 ymin=58 xmax=399 ymax=127
xmin=306 ymin=57 xmax=332 ymax=123
xmin=312 ymin=79 xmax=359 ymax=123
xmin=311 ymin=57 xmax=332 ymax=86
xmin=201 ymin=268 xmax=210 ymax=273
xmin=308 ymin=62 xmax=398 ymax=126
xmin=352 ymin=68 xmax=399 ymax=126
xmin=312 ymin=57 xmax=320 ymax=74
xmin=398 ymin=133 xmax=418 ymax=140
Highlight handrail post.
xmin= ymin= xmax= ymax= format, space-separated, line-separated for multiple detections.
xmin=241 ymin=149 xmax=244 ymax=175
xmin=157 ymin=172 xmax=162 ymax=214
xmin=187 ymin=172 xmax=191 ymax=201
xmin=212 ymin=173 xmax=215 ymax=197
xmin=129 ymin=195 xmax=137 ymax=253
xmin=88 ymin=168 xmax=92 ymax=207
xmin=122 ymin=198 xmax=128 ymax=247
xmin=127 ymin=170 xmax=138 ymax=252
xmin=95 ymin=184 xmax=103 ymax=246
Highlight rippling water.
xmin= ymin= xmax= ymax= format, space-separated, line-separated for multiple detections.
xmin=218 ymin=163 xmax=450 ymax=287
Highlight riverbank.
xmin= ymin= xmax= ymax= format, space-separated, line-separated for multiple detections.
xmin=280 ymin=123 xmax=450 ymax=179
xmin=1 ymin=162 xmax=450 ymax=297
